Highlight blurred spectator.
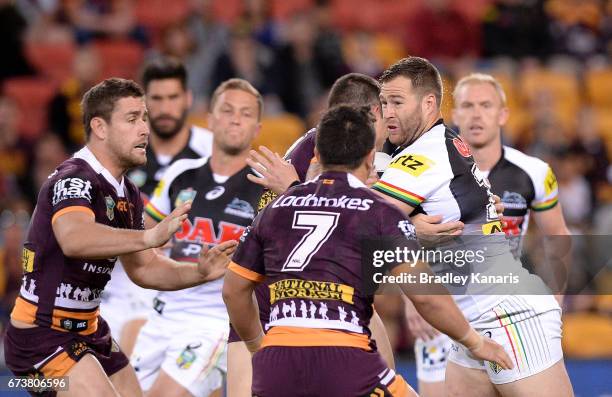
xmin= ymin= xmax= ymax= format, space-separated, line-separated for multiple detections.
xmin=0 ymin=0 xmax=34 ymax=83
xmin=30 ymin=133 xmax=69 ymax=193
xmin=404 ymin=0 xmax=480 ymax=61
xmin=58 ymin=0 xmax=148 ymax=45
xmin=48 ymin=46 xmax=101 ymax=152
xmin=0 ymin=97 xmax=32 ymax=206
xmin=545 ymin=0 xmax=606 ymax=59
xmin=482 ymin=0 xmax=552 ymax=58
xmin=0 ymin=207 xmax=29 ymax=328
xmin=343 ymin=31 xmax=385 ymax=76
xmin=243 ymin=0 xmax=280 ymax=47
xmin=274 ymin=9 xmax=347 ymax=118
xmin=553 ymin=150 xmax=593 ymax=228
xmin=570 ymin=108 xmax=610 ymax=204
xmin=209 ymin=21 xmax=277 ymax=99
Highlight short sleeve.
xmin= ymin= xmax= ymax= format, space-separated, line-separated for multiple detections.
xmin=373 ymin=152 xmax=447 ymax=208
xmin=229 ymin=211 xmax=266 ymax=282
xmin=531 ymin=165 xmax=559 ymax=212
xmin=284 ymin=129 xmax=316 ymax=182
xmin=49 ymin=171 xmax=97 ymax=224
xmin=377 ymin=204 xmax=421 ymax=272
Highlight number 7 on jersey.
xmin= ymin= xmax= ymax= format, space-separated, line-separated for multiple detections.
xmin=281 ymin=211 xmax=340 ymax=271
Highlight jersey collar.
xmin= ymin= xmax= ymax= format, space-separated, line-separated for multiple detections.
xmin=316 ymin=171 xmax=367 ymax=188
xmin=74 ymin=146 xmax=126 ymax=197
xmin=391 ymin=118 xmax=445 ymax=157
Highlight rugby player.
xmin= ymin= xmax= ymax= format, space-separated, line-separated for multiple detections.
xmin=227 ymin=73 xmax=396 ymax=397
xmin=101 ymin=57 xmax=213 ymax=356
xmin=403 ymin=72 xmax=573 ymax=397
xmin=130 ymin=78 xmax=264 ymax=397
xmin=3 ymin=78 xmax=236 ymax=397
xmin=373 ymin=57 xmax=573 ymax=396
xmin=223 ymin=105 xmax=513 ymax=397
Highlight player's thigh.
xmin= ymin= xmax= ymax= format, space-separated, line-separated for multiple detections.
xmin=119 ymin=317 xmax=148 ymax=357
xmin=444 ymin=361 xmax=499 ymax=397
xmin=494 ymin=360 xmax=573 ymax=397
xmin=227 ymin=341 xmax=252 ymax=397
xmin=130 ymin=320 xmax=170 ymax=391
xmin=109 ymin=363 xmax=143 ymax=397
xmin=414 ymin=334 xmax=452 ymax=397
xmin=145 ymin=369 xmax=195 ymax=397
xmin=158 ymin=331 xmax=226 ymax=397
xmin=58 ymin=353 xmax=119 ymax=397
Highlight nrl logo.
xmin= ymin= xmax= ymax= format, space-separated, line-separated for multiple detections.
xmin=105 ymin=196 xmax=115 ymax=221
xmin=489 ymin=361 xmax=503 ymax=374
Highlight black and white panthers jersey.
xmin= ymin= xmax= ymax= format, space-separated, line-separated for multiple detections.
xmin=144 ymin=156 xmax=264 ymax=320
xmin=485 ymin=146 xmax=559 ymax=257
xmin=374 ymin=120 xmax=501 ymax=235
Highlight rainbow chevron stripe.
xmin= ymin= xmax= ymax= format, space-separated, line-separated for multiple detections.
xmin=372 ymin=181 xmax=425 ymax=207
xmin=532 ymin=197 xmax=558 ymax=211
xmin=145 ymin=202 xmax=167 ymax=222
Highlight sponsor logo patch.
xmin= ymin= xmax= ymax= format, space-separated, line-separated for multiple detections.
xmin=22 ymin=247 xmax=35 ymax=273
xmin=205 ymin=186 xmax=225 ymax=200
xmin=224 ymin=198 xmax=255 ymax=219
xmin=397 ymin=220 xmax=417 ymax=240
xmin=269 ymin=279 xmax=355 ymax=305
xmin=175 ymin=188 xmax=197 ymax=207
xmin=544 ymin=167 xmax=558 ymax=196
xmin=52 ymin=177 xmax=93 ymax=205
xmin=453 ymin=137 xmax=472 ymax=157
xmin=176 ymin=346 xmax=197 ymax=369
xmin=105 ymin=196 xmax=115 ymax=220
xmin=388 ymin=154 xmax=434 ymax=177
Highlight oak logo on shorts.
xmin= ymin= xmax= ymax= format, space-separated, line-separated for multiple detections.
xmin=388 ymin=154 xmax=434 ymax=177
xmin=52 ymin=177 xmax=93 ymax=205
xmin=489 ymin=361 xmax=503 ymax=374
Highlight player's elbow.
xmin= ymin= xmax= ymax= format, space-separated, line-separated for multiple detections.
xmin=56 ymin=233 xmax=82 ymax=257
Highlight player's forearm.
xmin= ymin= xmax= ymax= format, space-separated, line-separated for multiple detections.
xmin=409 ymin=294 xmax=471 ymax=342
xmin=127 ymin=251 xmax=206 ymax=290
xmin=56 ymin=221 xmax=148 ymax=259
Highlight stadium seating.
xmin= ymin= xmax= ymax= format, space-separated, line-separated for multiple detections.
xmin=92 ymin=40 xmax=145 ymax=80
xmin=585 ymin=68 xmax=612 ymax=109
xmin=255 ymin=114 xmax=306 ymax=155
xmin=24 ymin=41 xmax=76 ymax=85
xmin=2 ymin=77 xmax=57 ymax=140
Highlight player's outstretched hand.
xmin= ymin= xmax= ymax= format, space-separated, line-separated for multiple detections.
xmin=411 ymin=213 xmax=464 ymax=247
xmin=466 ymin=333 xmax=514 ymax=371
xmin=144 ymin=202 xmax=191 ymax=248
xmin=197 ymin=240 xmax=238 ymax=282
xmin=246 ymin=146 xmax=299 ymax=194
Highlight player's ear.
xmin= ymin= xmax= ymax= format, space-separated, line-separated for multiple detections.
xmin=186 ymin=89 xmax=193 ymax=109
xmin=421 ymin=93 xmax=437 ymax=115
xmin=90 ymin=117 xmax=107 ymax=140
xmin=498 ymin=106 xmax=509 ymax=127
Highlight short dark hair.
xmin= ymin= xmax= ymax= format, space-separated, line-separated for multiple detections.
xmin=316 ymin=105 xmax=375 ymax=170
xmin=379 ymin=57 xmax=443 ymax=107
xmin=81 ymin=78 xmax=144 ymax=139
xmin=328 ymin=73 xmax=381 ymax=110
xmin=141 ymin=57 xmax=187 ymax=91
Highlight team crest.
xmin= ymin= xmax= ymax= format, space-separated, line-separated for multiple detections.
xmin=489 ymin=361 xmax=503 ymax=374
xmin=176 ymin=346 xmax=198 ymax=369
xmin=175 ymin=188 xmax=197 ymax=207
xmin=105 ymin=196 xmax=115 ymax=220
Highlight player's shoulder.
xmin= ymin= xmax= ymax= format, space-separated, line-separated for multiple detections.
xmin=284 ymin=128 xmax=316 ymax=157
xmin=161 ymin=156 xmax=209 ymax=184
xmin=503 ymin=145 xmax=550 ymax=173
xmin=188 ymin=125 xmax=214 ymax=157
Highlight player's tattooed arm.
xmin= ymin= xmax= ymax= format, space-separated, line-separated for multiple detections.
xmin=246 ymin=146 xmax=299 ymax=195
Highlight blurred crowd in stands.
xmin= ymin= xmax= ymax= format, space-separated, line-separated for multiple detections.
xmin=0 ymin=0 xmax=610 ymax=358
